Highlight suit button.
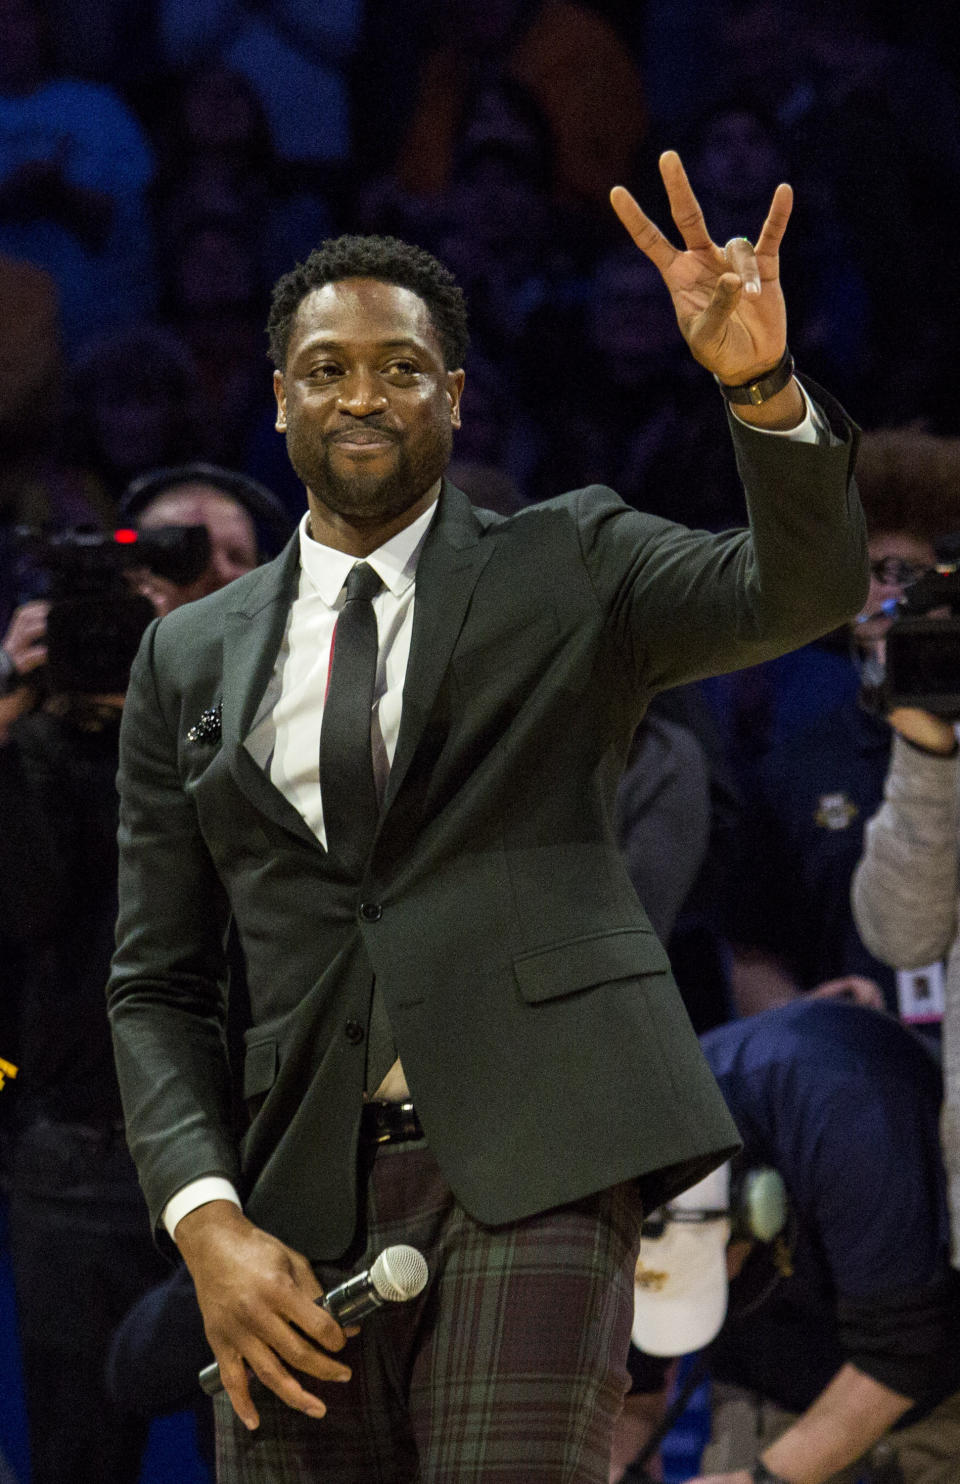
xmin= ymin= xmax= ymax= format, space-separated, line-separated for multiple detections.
xmin=359 ymin=901 xmax=382 ymax=922
xmin=344 ymin=1019 xmax=365 ymax=1044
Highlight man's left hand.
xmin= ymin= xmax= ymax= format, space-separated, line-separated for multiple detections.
xmin=610 ymin=151 xmax=792 ymax=389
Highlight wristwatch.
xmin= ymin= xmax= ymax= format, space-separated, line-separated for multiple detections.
xmin=716 ymin=346 xmax=795 ymax=406
xmin=752 ymin=1460 xmax=792 ymax=1484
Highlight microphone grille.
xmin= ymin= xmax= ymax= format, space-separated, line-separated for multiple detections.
xmin=370 ymin=1244 xmax=429 ymax=1302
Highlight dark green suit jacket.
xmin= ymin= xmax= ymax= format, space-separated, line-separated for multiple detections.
xmin=108 ymin=387 xmax=867 ymax=1258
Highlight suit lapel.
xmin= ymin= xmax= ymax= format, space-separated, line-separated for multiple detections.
xmin=221 ymin=536 xmax=321 ymax=849
xmin=383 ymin=481 xmax=494 ymax=813
xmin=218 ymin=484 xmax=494 ymax=846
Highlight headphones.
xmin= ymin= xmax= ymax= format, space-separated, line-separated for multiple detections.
xmin=729 ymin=1163 xmax=789 ymax=1244
xmin=120 ymin=462 xmax=294 ymax=557
xmin=641 ymin=1162 xmax=788 ymax=1245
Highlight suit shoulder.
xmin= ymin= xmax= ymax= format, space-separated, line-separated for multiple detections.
xmin=476 ymin=486 xmax=638 ymax=536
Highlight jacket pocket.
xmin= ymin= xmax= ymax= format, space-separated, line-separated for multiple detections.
xmin=514 ymin=928 xmax=671 ymax=1003
xmin=243 ymin=1038 xmax=278 ymax=1100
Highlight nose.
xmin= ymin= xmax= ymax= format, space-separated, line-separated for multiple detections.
xmin=337 ymin=369 xmax=388 ymax=417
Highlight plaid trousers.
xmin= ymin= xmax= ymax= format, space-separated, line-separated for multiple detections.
xmin=215 ymin=1137 xmax=644 ymax=1483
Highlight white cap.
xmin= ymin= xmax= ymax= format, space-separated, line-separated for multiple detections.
xmin=631 ymin=1163 xmax=731 ymax=1357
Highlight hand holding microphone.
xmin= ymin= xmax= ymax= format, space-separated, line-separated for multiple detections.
xmin=174 ymin=1197 xmax=424 ymax=1430
xmin=198 ymin=1244 xmax=429 ymax=1398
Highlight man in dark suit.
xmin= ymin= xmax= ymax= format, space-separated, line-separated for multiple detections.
xmin=107 ymin=153 xmax=868 ymax=1482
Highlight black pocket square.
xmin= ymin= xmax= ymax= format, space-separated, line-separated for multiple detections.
xmin=186 ymin=703 xmax=222 ymax=744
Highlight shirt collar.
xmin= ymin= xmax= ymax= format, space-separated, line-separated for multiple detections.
xmin=297 ymin=498 xmax=438 ymax=606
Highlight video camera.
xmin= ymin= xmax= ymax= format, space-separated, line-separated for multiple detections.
xmin=14 ymin=523 xmax=211 ymax=695
xmin=880 ymin=544 xmax=960 ymax=719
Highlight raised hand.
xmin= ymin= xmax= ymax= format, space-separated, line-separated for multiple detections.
xmin=610 ymin=150 xmax=793 ymax=389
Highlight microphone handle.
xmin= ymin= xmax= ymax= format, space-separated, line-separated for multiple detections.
xmin=198 ymin=1272 xmax=383 ymax=1396
xmin=323 ymin=1269 xmax=386 ymax=1326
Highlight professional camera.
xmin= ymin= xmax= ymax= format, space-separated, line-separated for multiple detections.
xmin=14 ymin=523 xmax=210 ymax=695
xmin=881 ymin=543 xmax=960 ymax=718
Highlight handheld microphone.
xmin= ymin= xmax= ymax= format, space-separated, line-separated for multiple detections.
xmin=198 ymin=1244 xmax=428 ymax=1396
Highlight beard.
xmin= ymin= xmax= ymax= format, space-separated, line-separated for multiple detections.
xmin=285 ymin=417 xmax=454 ymax=528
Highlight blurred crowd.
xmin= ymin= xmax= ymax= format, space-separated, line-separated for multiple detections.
xmin=5 ymin=0 xmax=960 ymax=1480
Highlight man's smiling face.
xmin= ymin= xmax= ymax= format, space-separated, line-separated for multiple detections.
xmin=274 ymin=278 xmax=464 ymax=549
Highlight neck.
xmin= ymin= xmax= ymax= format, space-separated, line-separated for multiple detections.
xmin=305 ymin=479 xmax=441 ymax=556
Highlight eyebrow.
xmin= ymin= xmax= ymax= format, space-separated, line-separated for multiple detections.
xmin=297 ymin=336 xmax=428 ymax=356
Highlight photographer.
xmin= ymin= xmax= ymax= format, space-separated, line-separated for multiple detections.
xmin=851 ymin=682 xmax=960 ymax=1269
xmin=0 ymin=474 xmax=286 ymax=1483
xmin=727 ymin=430 xmax=960 ymax=1024
xmin=618 ymin=1001 xmax=960 ymax=1484
xmin=0 ymin=542 xmax=166 ymax=1484
xmin=119 ymin=462 xmax=292 ymax=614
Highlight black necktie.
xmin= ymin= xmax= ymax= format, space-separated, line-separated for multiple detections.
xmin=320 ymin=561 xmax=396 ymax=1091
xmin=320 ymin=561 xmax=383 ymax=878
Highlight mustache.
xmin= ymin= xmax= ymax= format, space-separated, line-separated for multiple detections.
xmin=327 ymin=421 xmax=398 ymax=442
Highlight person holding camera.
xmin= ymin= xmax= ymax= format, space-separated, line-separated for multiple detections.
xmin=0 ymin=464 xmax=288 ymax=1483
xmin=851 ymin=691 xmax=960 ymax=1277
xmin=725 ymin=430 xmax=960 ymax=1027
xmin=0 ymin=555 xmax=166 ymax=1484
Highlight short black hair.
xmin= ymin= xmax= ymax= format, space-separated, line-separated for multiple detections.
xmin=266 ymin=234 xmax=469 ymax=372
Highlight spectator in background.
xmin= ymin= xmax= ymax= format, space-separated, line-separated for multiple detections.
xmin=157 ymin=210 xmax=273 ymax=467
xmin=852 ymin=560 xmax=960 ymax=1284
xmin=615 ymin=711 xmax=713 ymax=949
xmin=157 ymin=0 xmax=362 ymax=169
xmin=153 ymin=64 xmax=336 ymax=289
xmin=725 ymin=430 xmax=960 ymax=1023
xmin=681 ymin=97 xmax=870 ymax=399
xmin=443 ymin=349 xmax=532 ymax=512
xmin=119 ymin=460 xmax=293 ymax=614
xmin=395 ymin=0 xmax=646 ymax=212
xmin=1 ymin=459 xmax=283 ymax=1483
xmin=0 ymin=0 xmax=156 ymax=355
xmin=620 ymin=1002 xmax=960 ymax=1484
xmin=65 ymin=325 xmax=208 ymax=512
xmin=0 ymin=254 xmax=62 ymax=626
xmin=527 ymin=244 xmax=736 ymax=525
xmin=707 ymin=0 xmax=960 ymax=429
xmin=0 ymin=545 xmax=165 ymax=1484
xmin=434 ymin=122 xmax=570 ymax=362
xmin=0 ymin=254 xmax=121 ymax=643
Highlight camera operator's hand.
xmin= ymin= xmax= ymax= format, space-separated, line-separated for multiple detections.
xmin=808 ymin=975 xmax=886 ymax=1010
xmin=887 ymin=707 xmax=957 ymax=757
xmin=1 ymin=600 xmax=49 ymax=685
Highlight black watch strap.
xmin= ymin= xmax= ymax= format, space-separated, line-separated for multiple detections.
xmin=716 ymin=347 xmax=795 ymax=406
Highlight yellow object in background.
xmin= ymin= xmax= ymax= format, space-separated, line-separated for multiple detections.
xmin=0 ymin=1057 xmax=18 ymax=1090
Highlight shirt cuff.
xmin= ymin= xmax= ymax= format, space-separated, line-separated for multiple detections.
xmin=730 ymin=381 xmax=824 ymax=443
xmin=162 ymin=1176 xmax=242 ymax=1240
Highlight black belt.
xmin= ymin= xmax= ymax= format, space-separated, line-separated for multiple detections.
xmin=360 ymin=1100 xmax=424 ymax=1144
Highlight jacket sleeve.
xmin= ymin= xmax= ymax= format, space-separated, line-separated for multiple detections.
xmin=574 ymin=379 xmax=869 ymax=694
xmin=851 ymin=735 xmax=960 ymax=969
xmin=107 ymin=618 xmax=239 ymax=1234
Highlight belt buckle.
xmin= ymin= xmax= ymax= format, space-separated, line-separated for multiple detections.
xmin=397 ymin=1101 xmax=418 ymax=1140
